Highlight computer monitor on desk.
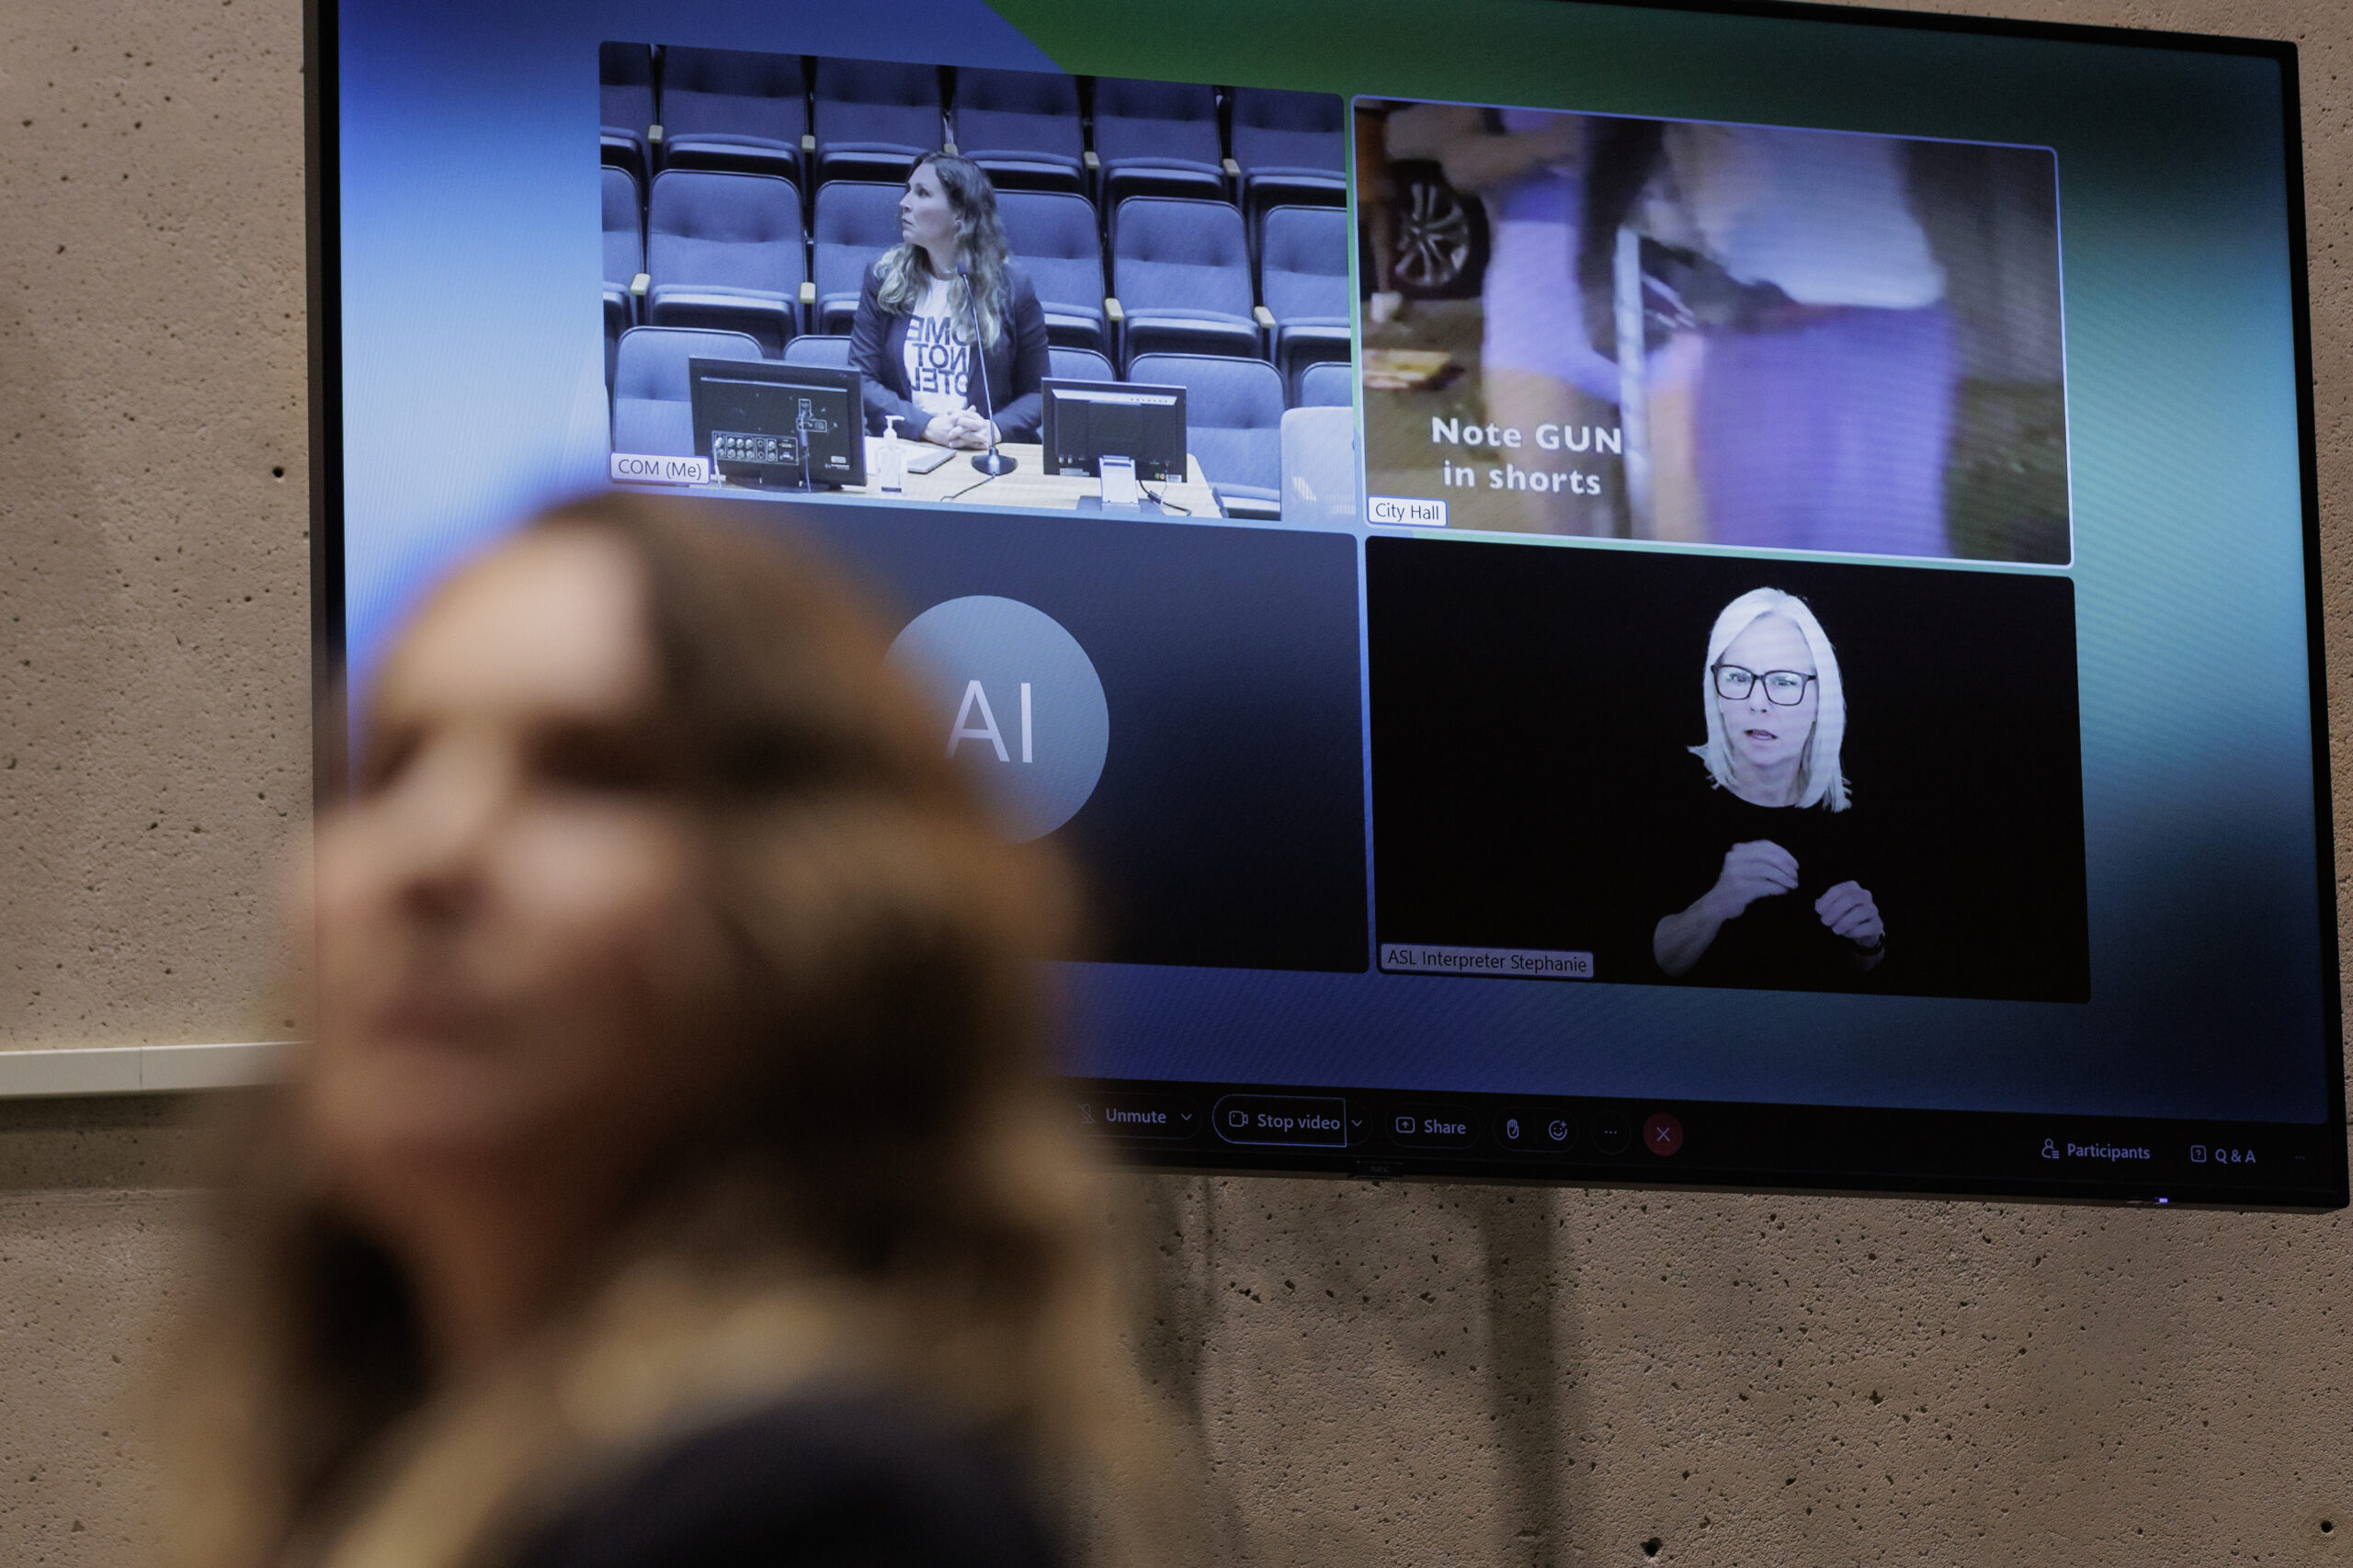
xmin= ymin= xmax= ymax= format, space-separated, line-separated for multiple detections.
xmin=1041 ymin=380 xmax=1188 ymax=484
xmin=689 ymin=359 xmax=867 ymax=490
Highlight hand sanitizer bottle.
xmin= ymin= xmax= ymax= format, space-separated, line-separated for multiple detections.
xmin=881 ymin=415 xmax=904 ymax=494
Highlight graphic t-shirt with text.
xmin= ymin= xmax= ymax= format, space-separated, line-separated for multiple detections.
xmin=904 ymin=277 xmax=972 ymax=421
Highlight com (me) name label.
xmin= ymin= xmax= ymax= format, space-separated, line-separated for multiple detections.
xmin=1381 ymin=944 xmax=1595 ymax=980
xmin=610 ymin=453 xmax=711 ymax=485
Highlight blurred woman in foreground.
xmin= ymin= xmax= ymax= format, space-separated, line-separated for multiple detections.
xmin=165 ymin=494 xmax=1173 ymax=1568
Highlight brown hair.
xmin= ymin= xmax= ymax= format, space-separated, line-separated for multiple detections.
xmin=165 ymin=493 xmax=1176 ymax=1568
xmin=874 ymin=152 xmax=1013 ymax=347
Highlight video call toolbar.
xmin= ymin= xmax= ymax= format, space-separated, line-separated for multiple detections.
xmin=1071 ymin=1080 xmax=2336 ymax=1206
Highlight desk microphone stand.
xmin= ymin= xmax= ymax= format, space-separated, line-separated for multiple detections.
xmin=959 ymin=262 xmax=1017 ymax=477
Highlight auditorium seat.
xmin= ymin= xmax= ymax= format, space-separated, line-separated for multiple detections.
xmin=1280 ymin=404 xmax=1358 ymax=527
xmin=657 ymin=46 xmax=809 ymax=185
xmin=1258 ymin=205 xmax=1353 ymax=394
xmin=812 ymin=181 xmax=903 ymax=335
xmin=602 ymin=166 xmax=646 ymax=387
xmin=600 ymin=42 xmax=656 ymax=186
xmin=951 ymin=68 xmax=1085 ymax=194
xmin=996 ymin=189 xmax=1108 ymax=354
xmin=1130 ymin=352 xmax=1285 ymax=517
xmin=783 ymin=335 xmax=852 ymax=369
xmin=1048 ymin=346 xmax=1116 ymax=383
xmin=1297 ymin=359 xmax=1353 ymax=409
xmin=646 ymin=169 xmax=807 ymax=357
xmin=813 ymin=59 xmax=944 ymax=187
xmin=1110 ymin=198 xmax=1262 ymax=369
xmin=1090 ymin=77 xmax=1227 ymax=206
xmin=610 ymin=325 xmax=764 ymax=457
xmin=1229 ymin=87 xmax=1347 ymax=227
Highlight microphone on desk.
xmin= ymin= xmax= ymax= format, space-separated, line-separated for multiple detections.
xmin=958 ymin=262 xmax=1017 ymax=477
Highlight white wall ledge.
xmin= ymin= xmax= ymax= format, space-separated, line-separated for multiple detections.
xmin=0 ymin=1041 xmax=290 ymax=1098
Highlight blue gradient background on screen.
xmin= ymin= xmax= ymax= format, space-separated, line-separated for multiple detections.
xmin=336 ymin=1 xmax=2328 ymax=1122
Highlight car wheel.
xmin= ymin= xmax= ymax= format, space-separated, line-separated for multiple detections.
xmin=1389 ymin=161 xmax=1488 ymax=299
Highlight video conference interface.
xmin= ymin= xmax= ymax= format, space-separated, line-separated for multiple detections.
xmin=329 ymin=0 xmax=2340 ymax=1200
xmin=596 ymin=40 xmax=2094 ymax=1002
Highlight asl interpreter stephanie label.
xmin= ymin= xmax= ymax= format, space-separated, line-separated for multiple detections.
xmin=1369 ymin=495 xmax=1449 ymax=527
xmin=1380 ymin=944 xmax=1596 ymax=981
xmin=611 ymin=453 xmax=712 ymax=485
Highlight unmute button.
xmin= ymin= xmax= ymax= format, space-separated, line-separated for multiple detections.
xmin=1085 ymin=1094 xmax=1198 ymax=1140
xmin=1212 ymin=1095 xmax=1349 ymax=1148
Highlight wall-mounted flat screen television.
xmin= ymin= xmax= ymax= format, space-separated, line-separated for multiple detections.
xmin=309 ymin=0 xmax=2346 ymax=1207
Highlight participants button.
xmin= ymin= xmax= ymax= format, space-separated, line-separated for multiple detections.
xmin=1497 ymin=1108 xmax=1577 ymax=1154
xmin=1082 ymin=1095 xmax=1198 ymax=1140
xmin=1213 ymin=1095 xmax=1349 ymax=1148
xmin=1389 ymin=1106 xmax=1479 ymax=1149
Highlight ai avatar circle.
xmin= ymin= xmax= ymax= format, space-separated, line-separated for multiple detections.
xmin=886 ymin=596 xmax=1109 ymax=843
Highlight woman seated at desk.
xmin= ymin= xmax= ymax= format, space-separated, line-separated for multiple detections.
xmin=850 ymin=153 xmax=1051 ymax=449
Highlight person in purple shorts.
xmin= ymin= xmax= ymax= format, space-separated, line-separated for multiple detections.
xmin=1662 ymin=124 xmax=1957 ymax=558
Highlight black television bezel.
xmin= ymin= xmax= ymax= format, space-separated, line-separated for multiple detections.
xmin=304 ymin=0 xmax=2346 ymax=1210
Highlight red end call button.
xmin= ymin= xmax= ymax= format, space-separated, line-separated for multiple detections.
xmin=1643 ymin=1113 xmax=1685 ymax=1157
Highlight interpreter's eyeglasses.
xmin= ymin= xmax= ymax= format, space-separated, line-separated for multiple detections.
xmin=1712 ymin=664 xmax=1817 ymax=706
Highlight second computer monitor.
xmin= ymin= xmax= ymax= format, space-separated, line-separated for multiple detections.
xmin=688 ymin=358 xmax=867 ymax=490
xmin=1041 ymin=379 xmax=1188 ymax=484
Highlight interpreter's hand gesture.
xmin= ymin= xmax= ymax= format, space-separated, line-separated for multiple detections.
xmin=1814 ymin=881 xmax=1883 ymax=950
xmin=1701 ymin=839 xmax=1799 ymax=922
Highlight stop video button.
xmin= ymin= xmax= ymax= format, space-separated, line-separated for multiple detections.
xmin=1212 ymin=1095 xmax=1349 ymax=1148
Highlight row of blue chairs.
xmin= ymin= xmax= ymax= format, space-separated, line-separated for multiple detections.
xmin=609 ymin=324 xmax=1354 ymax=520
xmin=603 ymin=169 xmax=1352 ymax=394
xmin=601 ymin=46 xmax=1345 ymax=222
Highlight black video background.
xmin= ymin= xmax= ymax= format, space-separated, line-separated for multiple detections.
xmin=1368 ymin=538 xmax=2087 ymax=1002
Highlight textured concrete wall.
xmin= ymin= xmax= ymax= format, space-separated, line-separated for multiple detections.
xmin=0 ymin=0 xmax=2347 ymax=1564
xmin=0 ymin=0 xmax=309 ymax=1051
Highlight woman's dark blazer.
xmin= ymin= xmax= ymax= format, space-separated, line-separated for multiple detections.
xmin=848 ymin=262 xmax=1052 ymax=442
xmin=506 ymin=1393 xmax=1063 ymax=1568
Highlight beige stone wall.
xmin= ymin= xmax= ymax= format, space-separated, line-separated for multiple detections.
xmin=0 ymin=0 xmax=2345 ymax=1563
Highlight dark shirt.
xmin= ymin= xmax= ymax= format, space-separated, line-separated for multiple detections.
xmin=1651 ymin=761 xmax=1882 ymax=993
xmin=848 ymin=263 xmax=1051 ymax=443
xmin=505 ymin=1394 xmax=1064 ymax=1568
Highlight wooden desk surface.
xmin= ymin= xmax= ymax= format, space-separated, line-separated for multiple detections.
xmin=849 ymin=440 xmax=1224 ymax=517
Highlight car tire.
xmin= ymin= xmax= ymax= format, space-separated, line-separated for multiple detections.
xmin=1388 ymin=160 xmax=1489 ymax=300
